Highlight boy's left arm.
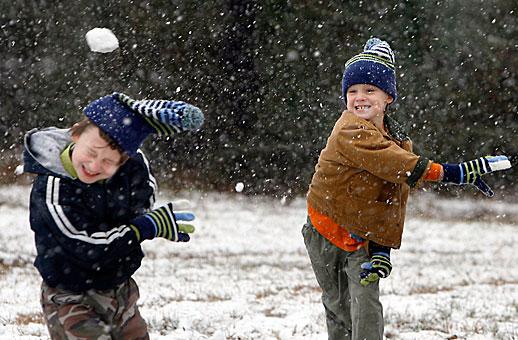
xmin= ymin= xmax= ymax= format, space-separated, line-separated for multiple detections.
xmin=423 ymin=155 xmax=512 ymax=197
xmin=127 ymin=152 xmax=196 ymax=243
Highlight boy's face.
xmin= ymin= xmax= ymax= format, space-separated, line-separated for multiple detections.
xmin=71 ymin=126 xmax=124 ymax=184
xmin=346 ymin=84 xmax=393 ymax=123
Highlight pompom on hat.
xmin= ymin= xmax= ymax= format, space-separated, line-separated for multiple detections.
xmin=342 ymin=37 xmax=397 ymax=103
xmin=83 ymin=92 xmax=204 ymax=157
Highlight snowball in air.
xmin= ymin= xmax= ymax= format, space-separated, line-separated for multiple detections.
xmin=14 ymin=164 xmax=24 ymax=176
xmin=235 ymin=182 xmax=244 ymax=193
xmin=85 ymin=28 xmax=119 ymax=53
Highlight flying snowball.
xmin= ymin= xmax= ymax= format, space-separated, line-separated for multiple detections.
xmin=85 ymin=28 xmax=119 ymax=53
xmin=235 ymin=182 xmax=244 ymax=193
xmin=14 ymin=164 xmax=24 ymax=176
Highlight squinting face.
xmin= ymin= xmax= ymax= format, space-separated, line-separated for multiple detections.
xmin=346 ymin=84 xmax=393 ymax=123
xmin=71 ymin=126 xmax=123 ymax=184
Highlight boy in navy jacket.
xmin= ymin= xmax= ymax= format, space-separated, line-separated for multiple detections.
xmin=23 ymin=92 xmax=203 ymax=339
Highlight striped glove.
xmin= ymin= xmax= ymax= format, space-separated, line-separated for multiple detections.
xmin=442 ymin=155 xmax=512 ymax=197
xmin=360 ymin=242 xmax=392 ymax=287
xmin=130 ymin=203 xmax=195 ymax=242
xmin=360 ymin=252 xmax=392 ymax=286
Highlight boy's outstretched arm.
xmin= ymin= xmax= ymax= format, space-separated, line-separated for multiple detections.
xmin=426 ymin=155 xmax=512 ymax=197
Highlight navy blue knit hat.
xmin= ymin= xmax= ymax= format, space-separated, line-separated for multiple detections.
xmin=342 ymin=37 xmax=397 ymax=103
xmin=83 ymin=92 xmax=204 ymax=157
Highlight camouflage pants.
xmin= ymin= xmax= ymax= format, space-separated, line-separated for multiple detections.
xmin=41 ymin=278 xmax=149 ymax=340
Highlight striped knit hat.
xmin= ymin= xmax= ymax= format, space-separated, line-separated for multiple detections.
xmin=83 ymin=92 xmax=204 ymax=157
xmin=342 ymin=37 xmax=397 ymax=103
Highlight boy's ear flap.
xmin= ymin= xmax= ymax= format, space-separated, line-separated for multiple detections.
xmin=386 ymin=96 xmax=394 ymax=104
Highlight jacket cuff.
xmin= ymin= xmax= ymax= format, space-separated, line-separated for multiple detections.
xmin=407 ymin=156 xmax=430 ymax=187
xmin=369 ymin=241 xmax=391 ymax=255
xmin=441 ymin=163 xmax=462 ymax=184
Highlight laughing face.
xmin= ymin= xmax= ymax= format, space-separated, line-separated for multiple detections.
xmin=71 ymin=126 xmax=124 ymax=184
xmin=346 ymin=83 xmax=393 ymax=129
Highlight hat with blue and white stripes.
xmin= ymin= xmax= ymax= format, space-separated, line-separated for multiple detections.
xmin=342 ymin=37 xmax=397 ymax=103
xmin=83 ymin=92 xmax=204 ymax=156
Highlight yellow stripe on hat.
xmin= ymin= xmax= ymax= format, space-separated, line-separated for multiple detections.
xmin=143 ymin=116 xmax=172 ymax=136
xmin=345 ymin=53 xmax=395 ymax=70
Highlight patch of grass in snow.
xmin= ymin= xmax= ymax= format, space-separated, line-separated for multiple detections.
xmin=291 ymin=283 xmax=321 ymax=295
xmin=407 ymin=278 xmax=518 ymax=296
xmin=386 ymin=304 xmax=517 ymax=340
xmin=15 ymin=313 xmax=43 ymax=325
xmin=408 ymin=284 xmax=456 ymax=295
xmin=255 ymin=288 xmax=279 ymax=300
xmin=150 ymin=293 xmax=232 ymax=304
xmin=0 ymin=258 xmax=32 ymax=277
xmin=263 ymin=306 xmax=287 ymax=318
xmin=146 ymin=314 xmax=179 ymax=335
xmin=186 ymin=293 xmax=232 ymax=302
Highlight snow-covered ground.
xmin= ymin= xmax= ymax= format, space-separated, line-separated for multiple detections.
xmin=0 ymin=185 xmax=516 ymax=339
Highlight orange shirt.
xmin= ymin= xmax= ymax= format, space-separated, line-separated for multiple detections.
xmin=424 ymin=162 xmax=443 ymax=181
xmin=308 ymin=203 xmax=366 ymax=252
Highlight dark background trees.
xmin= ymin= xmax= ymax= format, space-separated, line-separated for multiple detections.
xmin=1 ymin=0 xmax=516 ymax=199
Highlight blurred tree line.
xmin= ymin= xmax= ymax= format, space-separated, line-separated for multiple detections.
xmin=1 ymin=0 xmax=516 ymax=199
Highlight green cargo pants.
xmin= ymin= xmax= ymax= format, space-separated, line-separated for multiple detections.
xmin=302 ymin=219 xmax=384 ymax=340
xmin=41 ymin=278 xmax=149 ymax=340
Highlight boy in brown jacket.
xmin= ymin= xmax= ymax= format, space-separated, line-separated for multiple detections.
xmin=303 ymin=38 xmax=511 ymax=340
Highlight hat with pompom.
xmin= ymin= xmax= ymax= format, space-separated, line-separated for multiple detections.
xmin=342 ymin=37 xmax=397 ymax=103
xmin=83 ymin=92 xmax=204 ymax=157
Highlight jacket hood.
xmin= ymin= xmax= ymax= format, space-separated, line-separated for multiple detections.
xmin=23 ymin=127 xmax=73 ymax=178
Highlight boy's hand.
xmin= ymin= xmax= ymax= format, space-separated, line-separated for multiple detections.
xmin=442 ymin=155 xmax=512 ymax=197
xmin=130 ymin=203 xmax=195 ymax=242
xmin=359 ymin=252 xmax=392 ymax=286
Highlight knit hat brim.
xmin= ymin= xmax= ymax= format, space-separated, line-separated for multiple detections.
xmin=342 ymin=60 xmax=397 ymax=101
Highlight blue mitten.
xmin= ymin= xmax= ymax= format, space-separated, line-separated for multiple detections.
xmin=442 ymin=155 xmax=512 ymax=197
xmin=360 ymin=242 xmax=392 ymax=286
xmin=130 ymin=203 xmax=195 ymax=242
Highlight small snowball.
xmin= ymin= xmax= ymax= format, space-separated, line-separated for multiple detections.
xmin=235 ymin=182 xmax=244 ymax=193
xmin=14 ymin=164 xmax=24 ymax=176
xmin=85 ymin=28 xmax=119 ymax=53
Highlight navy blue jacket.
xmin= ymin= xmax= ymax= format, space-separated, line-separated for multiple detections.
xmin=23 ymin=128 xmax=156 ymax=292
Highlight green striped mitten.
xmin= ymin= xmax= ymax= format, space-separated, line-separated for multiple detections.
xmin=442 ymin=155 xmax=512 ymax=197
xmin=360 ymin=252 xmax=392 ymax=287
xmin=130 ymin=203 xmax=195 ymax=242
